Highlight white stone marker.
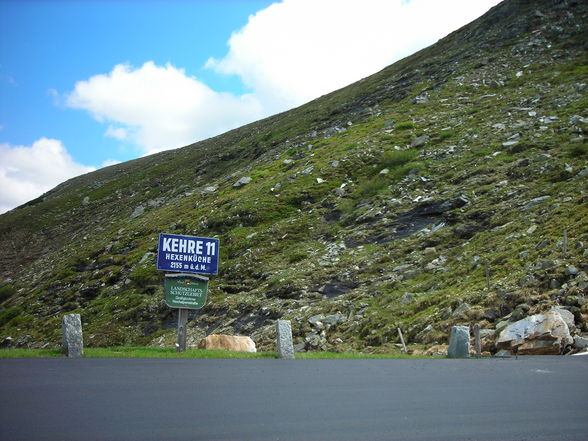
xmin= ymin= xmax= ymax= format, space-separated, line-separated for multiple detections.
xmin=276 ymin=320 xmax=295 ymax=359
xmin=448 ymin=325 xmax=470 ymax=358
xmin=62 ymin=313 xmax=83 ymax=358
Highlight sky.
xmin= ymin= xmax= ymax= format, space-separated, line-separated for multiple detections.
xmin=0 ymin=0 xmax=502 ymax=214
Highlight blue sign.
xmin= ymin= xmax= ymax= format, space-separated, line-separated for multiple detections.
xmin=157 ymin=233 xmax=220 ymax=275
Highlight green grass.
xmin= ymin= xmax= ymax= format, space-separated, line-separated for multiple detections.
xmin=0 ymin=347 xmax=436 ymax=359
xmin=0 ymin=348 xmax=63 ymax=358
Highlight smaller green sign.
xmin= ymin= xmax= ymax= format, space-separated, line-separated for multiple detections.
xmin=164 ymin=274 xmax=208 ymax=309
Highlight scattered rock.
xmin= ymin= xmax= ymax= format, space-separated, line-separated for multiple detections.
xmin=130 ymin=205 xmax=145 ymax=218
xmin=308 ymin=314 xmax=346 ymax=330
xmin=520 ymin=196 xmax=550 ymax=211
xmin=399 ymin=293 xmax=416 ymax=305
xmin=414 ymin=92 xmax=429 ymax=104
xmin=452 ymin=303 xmax=470 ymax=318
xmin=502 ymin=140 xmax=519 ymax=148
xmin=201 ymin=186 xmax=218 ymax=194
xmin=233 ymin=177 xmax=252 ymax=188
xmin=566 ymin=265 xmax=579 ymax=276
xmin=410 ymin=135 xmax=430 ymax=148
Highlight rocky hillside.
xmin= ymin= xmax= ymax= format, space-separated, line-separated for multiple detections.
xmin=1 ymin=0 xmax=587 ymax=354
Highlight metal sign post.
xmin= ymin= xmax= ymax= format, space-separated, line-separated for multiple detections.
xmin=157 ymin=233 xmax=220 ymax=352
xmin=164 ymin=273 xmax=209 ymax=352
xmin=177 ymin=308 xmax=189 ymax=353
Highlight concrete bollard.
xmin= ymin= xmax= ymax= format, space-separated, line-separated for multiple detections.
xmin=62 ymin=313 xmax=83 ymax=358
xmin=276 ymin=320 xmax=295 ymax=359
xmin=448 ymin=325 xmax=470 ymax=358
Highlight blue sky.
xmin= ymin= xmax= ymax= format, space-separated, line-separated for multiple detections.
xmin=0 ymin=0 xmax=501 ymax=213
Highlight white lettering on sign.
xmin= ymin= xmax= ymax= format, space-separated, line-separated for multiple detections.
xmin=162 ymin=238 xmax=216 ymax=255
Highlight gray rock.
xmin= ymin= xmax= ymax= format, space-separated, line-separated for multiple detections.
xmin=410 ymin=135 xmax=430 ymax=148
xmin=551 ymin=307 xmax=576 ymax=333
xmin=62 ymin=314 xmax=83 ymax=358
xmin=495 ymin=349 xmax=512 ymax=357
xmin=448 ymin=326 xmax=470 ymax=358
xmin=201 ymin=186 xmax=218 ymax=194
xmin=502 ymin=140 xmax=519 ymax=148
xmin=566 ymin=265 xmax=579 ymax=276
xmin=573 ymin=336 xmax=588 ymax=350
xmin=301 ymin=166 xmax=314 ymax=175
xmin=452 ymin=303 xmax=470 ymax=318
xmin=293 ymin=342 xmax=306 ymax=353
xmin=276 ymin=320 xmax=295 ymax=359
xmin=521 ymin=196 xmax=550 ymax=211
xmin=308 ymin=314 xmax=345 ymax=330
xmin=233 ymin=177 xmax=252 ymax=188
xmin=138 ymin=252 xmax=153 ymax=264
xmin=82 ymin=196 xmax=90 ymax=205
xmin=496 ymin=311 xmax=573 ymax=355
xmin=399 ymin=293 xmax=415 ymax=305
xmin=414 ymin=93 xmax=429 ymax=104
xmin=130 ymin=205 xmax=145 ymax=218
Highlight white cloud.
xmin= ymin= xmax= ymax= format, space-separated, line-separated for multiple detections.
xmin=0 ymin=138 xmax=95 ymax=214
xmin=207 ymin=0 xmax=502 ymax=111
xmin=104 ymin=125 xmax=128 ymax=141
xmin=66 ymin=62 xmax=264 ymax=155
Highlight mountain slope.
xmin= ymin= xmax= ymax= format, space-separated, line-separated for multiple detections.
xmin=1 ymin=0 xmax=587 ymax=352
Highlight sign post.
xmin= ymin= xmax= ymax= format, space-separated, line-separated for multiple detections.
xmin=157 ymin=233 xmax=219 ymax=352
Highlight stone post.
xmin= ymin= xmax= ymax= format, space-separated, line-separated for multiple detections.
xmin=448 ymin=325 xmax=470 ymax=358
xmin=62 ymin=313 xmax=83 ymax=358
xmin=276 ymin=320 xmax=295 ymax=359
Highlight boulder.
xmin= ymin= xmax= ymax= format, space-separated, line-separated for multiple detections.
xmin=496 ymin=311 xmax=573 ymax=355
xmin=198 ymin=334 xmax=256 ymax=353
xmin=550 ymin=307 xmax=576 ymax=333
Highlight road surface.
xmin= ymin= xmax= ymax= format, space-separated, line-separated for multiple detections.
xmin=1 ymin=357 xmax=587 ymax=441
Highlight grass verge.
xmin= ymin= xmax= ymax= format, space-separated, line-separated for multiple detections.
xmin=0 ymin=347 xmax=436 ymax=359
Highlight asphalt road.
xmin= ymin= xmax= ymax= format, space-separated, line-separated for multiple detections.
xmin=1 ymin=357 xmax=587 ymax=441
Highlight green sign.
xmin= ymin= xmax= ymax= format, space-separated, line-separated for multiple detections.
xmin=164 ymin=274 xmax=208 ymax=309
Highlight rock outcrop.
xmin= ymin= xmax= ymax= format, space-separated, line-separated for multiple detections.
xmin=496 ymin=311 xmax=573 ymax=355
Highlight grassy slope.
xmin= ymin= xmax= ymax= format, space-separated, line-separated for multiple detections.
xmin=0 ymin=0 xmax=587 ymax=352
